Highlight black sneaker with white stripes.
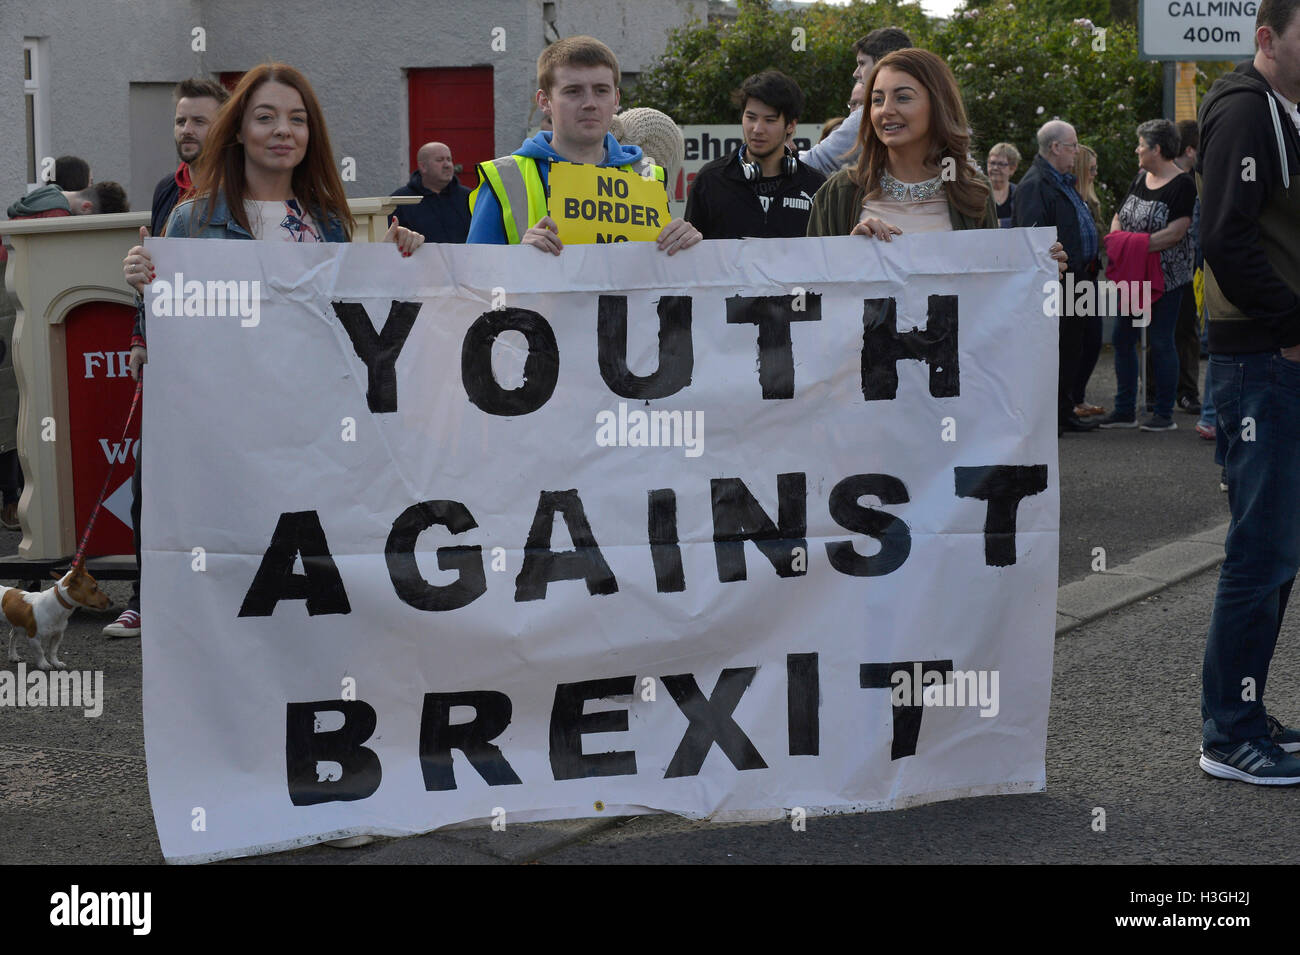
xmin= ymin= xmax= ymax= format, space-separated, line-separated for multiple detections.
xmin=1267 ymin=715 xmax=1300 ymax=753
xmin=1200 ymin=737 xmax=1300 ymax=785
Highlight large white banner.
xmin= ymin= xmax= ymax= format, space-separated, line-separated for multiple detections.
xmin=142 ymin=229 xmax=1059 ymax=863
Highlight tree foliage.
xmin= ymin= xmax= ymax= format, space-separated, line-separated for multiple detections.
xmin=629 ymin=0 xmax=936 ymax=125
xmin=940 ymin=4 xmax=1161 ymax=219
xmin=628 ymin=0 xmax=1236 ymax=219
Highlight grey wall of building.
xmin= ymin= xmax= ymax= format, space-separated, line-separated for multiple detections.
xmin=1 ymin=0 xmax=705 ymax=212
xmin=1 ymin=0 xmax=207 ymax=211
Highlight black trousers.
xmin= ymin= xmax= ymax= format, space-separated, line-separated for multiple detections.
xmin=1071 ymin=314 xmax=1103 ymax=406
xmin=1059 ymin=312 xmax=1087 ymax=424
xmin=1059 ymin=269 xmax=1099 ymax=423
xmin=0 ymin=448 xmax=22 ymax=506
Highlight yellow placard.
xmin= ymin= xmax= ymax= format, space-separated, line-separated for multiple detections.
xmin=547 ymin=161 xmax=668 ymax=245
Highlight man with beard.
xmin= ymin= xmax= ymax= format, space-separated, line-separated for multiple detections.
xmin=148 ymin=78 xmax=229 ymax=237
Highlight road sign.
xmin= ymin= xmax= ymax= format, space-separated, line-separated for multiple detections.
xmin=1140 ymin=0 xmax=1257 ymax=60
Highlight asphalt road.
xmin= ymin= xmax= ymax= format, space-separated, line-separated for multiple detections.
xmin=544 ymin=565 xmax=1294 ymax=864
xmin=0 ymin=347 xmax=1248 ymax=865
xmin=7 ymin=563 xmax=1272 ymax=866
xmin=1059 ymin=354 xmax=1227 ymax=585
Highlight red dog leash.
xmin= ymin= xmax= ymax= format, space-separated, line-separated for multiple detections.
xmin=71 ymin=379 xmax=143 ymax=567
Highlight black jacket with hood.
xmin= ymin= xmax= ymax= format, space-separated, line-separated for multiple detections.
xmin=1196 ymin=60 xmax=1300 ymax=352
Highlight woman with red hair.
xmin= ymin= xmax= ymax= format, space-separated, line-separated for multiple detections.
xmin=117 ymin=69 xmax=420 ymax=798
xmin=123 ymin=63 xmax=421 ymax=283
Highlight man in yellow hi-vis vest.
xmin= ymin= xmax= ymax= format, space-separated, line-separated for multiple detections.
xmin=467 ymin=35 xmax=701 ymax=256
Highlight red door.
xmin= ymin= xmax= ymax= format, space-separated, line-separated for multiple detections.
xmin=64 ymin=302 xmax=141 ymax=557
xmin=408 ymin=68 xmax=495 ymax=188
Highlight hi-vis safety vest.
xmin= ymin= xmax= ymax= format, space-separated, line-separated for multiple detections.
xmin=470 ymin=155 xmax=664 ymax=244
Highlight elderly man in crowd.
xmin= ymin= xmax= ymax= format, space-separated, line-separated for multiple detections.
xmin=1013 ymin=120 xmax=1101 ymax=436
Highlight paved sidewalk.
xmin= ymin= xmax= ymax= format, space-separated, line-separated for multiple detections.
xmin=1056 ymin=521 xmax=1228 ymax=634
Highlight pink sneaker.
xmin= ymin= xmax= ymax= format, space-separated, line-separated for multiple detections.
xmin=103 ymin=609 xmax=141 ymax=638
xmin=1195 ymin=422 xmax=1216 ymax=441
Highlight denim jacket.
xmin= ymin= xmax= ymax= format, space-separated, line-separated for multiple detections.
xmin=134 ymin=192 xmax=349 ymax=346
xmin=163 ymin=192 xmax=349 ymax=241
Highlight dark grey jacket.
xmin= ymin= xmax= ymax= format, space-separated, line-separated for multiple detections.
xmin=1012 ymin=155 xmax=1096 ymax=278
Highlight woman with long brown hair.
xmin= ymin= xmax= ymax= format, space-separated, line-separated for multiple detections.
xmin=117 ymin=68 xmax=420 ymax=763
xmin=173 ymin=62 xmax=354 ymax=240
xmin=807 ymin=47 xmax=1066 ymax=273
xmin=123 ymin=63 xmax=421 ymax=280
xmin=808 ymin=48 xmax=997 ymax=236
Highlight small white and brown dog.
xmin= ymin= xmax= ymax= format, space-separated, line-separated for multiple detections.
xmin=4 ymin=564 xmax=112 ymax=670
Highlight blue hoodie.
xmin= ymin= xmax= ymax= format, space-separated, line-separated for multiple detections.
xmin=466 ymin=130 xmax=645 ymax=244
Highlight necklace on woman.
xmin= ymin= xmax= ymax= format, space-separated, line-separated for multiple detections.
xmin=879 ymin=169 xmax=945 ymax=201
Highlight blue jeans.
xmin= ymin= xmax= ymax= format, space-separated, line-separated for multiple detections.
xmin=1112 ymin=284 xmax=1184 ymax=418
xmin=1202 ymin=352 xmax=1300 ymax=747
xmin=1199 ymin=362 xmax=1217 ymax=430
xmin=1198 ymin=317 xmax=1217 ymax=429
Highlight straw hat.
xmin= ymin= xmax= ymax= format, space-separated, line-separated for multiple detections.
xmin=610 ymin=107 xmax=685 ymax=191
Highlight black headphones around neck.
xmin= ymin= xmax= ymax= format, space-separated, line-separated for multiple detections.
xmin=738 ymin=143 xmax=799 ymax=181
